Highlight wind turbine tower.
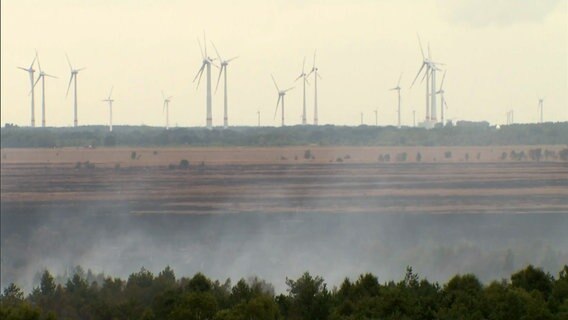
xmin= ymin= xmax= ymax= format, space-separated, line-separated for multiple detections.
xmin=295 ymin=57 xmax=310 ymax=125
xmin=102 ymin=86 xmax=114 ymax=132
xmin=308 ymin=51 xmax=321 ymax=125
xmin=390 ymin=73 xmax=402 ymax=128
xmin=436 ymin=71 xmax=448 ymax=126
xmin=32 ymin=53 xmax=57 ymax=127
xmin=271 ymin=75 xmax=294 ymax=127
xmin=65 ymin=54 xmax=85 ymax=127
xmin=257 ymin=110 xmax=261 ymax=127
xmin=162 ymin=92 xmax=173 ymax=130
xmin=18 ymin=54 xmax=37 ymax=127
xmin=374 ymin=109 xmax=378 ymax=126
xmin=193 ymin=34 xmax=215 ymax=129
xmin=212 ymin=42 xmax=238 ymax=129
xmin=538 ymin=98 xmax=544 ymax=123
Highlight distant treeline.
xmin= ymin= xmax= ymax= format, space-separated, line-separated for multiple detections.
xmin=1 ymin=265 xmax=567 ymax=320
xmin=1 ymin=122 xmax=568 ymax=148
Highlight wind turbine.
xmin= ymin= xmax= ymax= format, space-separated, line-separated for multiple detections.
xmin=102 ymin=86 xmax=114 ymax=132
xmin=65 ymin=54 xmax=85 ymax=127
xmin=360 ymin=112 xmax=364 ymax=125
xmin=212 ymin=42 xmax=238 ymax=129
xmin=374 ymin=109 xmax=378 ymax=126
xmin=193 ymin=33 xmax=215 ymax=129
xmin=410 ymin=35 xmax=443 ymax=127
xmin=17 ymin=54 xmax=37 ymax=127
xmin=538 ymin=98 xmax=544 ymax=123
xmin=295 ymin=57 xmax=310 ymax=125
xmin=32 ymin=52 xmax=57 ymax=127
xmin=436 ymin=70 xmax=449 ymax=126
xmin=307 ymin=50 xmax=321 ymax=125
xmin=257 ymin=110 xmax=261 ymax=127
xmin=271 ymin=75 xmax=294 ymax=127
xmin=162 ymin=91 xmax=173 ymax=130
xmin=390 ymin=73 xmax=402 ymax=128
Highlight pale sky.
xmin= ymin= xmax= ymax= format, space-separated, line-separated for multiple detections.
xmin=1 ymin=0 xmax=567 ymax=128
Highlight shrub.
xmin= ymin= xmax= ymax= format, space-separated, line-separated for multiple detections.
xmin=84 ymin=161 xmax=95 ymax=169
xmin=336 ymin=157 xmax=343 ymax=162
xmin=179 ymin=159 xmax=190 ymax=169
xmin=396 ymin=152 xmax=407 ymax=162
xmin=75 ymin=162 xmax=82 ymax=169
xmin=168 ymin=164 xmax=177 ymax=170
xmin=477 ymin=152 xmax=481 ymax=160
xmin=344 ymin=154 xmax=351 ymax=159
xmin=280 ymin=156 xmax=287 ymax=161
xmin=560 ymin=149 xmax=568 ymax=161
xmin=529 ymin=148 xmax=542 ymax=162
xmin=131 ymin=151 xmax=137 ymax=160
xmin=114 ymin=163 xmax=121 ymax=170
xmin=416 ymin=152 xmax=422 ymax=162
xmin=153 ymin=150 xmax=158 ymax=155
xmin=444 ymin=151 xmax=452 ymax=159
xmin=544 ymin=150 xmax=557 ymax=160
xmin=465 ymin=153 xmax=469 ymax=161
xmin=501 ymin=152 xmax=508 ymax=160
xmin=304 ymin=150 xmax=312 ymax=160
xmin=384 ymin=154 xmax=391 ymax=162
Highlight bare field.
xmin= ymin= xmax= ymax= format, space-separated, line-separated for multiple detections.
xmin=1 ymin=146 xmax=568 ymax=214
xmin=1 ymin=145 xmax=566 ymax=167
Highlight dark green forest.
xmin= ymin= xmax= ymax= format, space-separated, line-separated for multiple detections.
xmin=1 ymin=265 xmax=567 ymax=319
xmin=2 ymin=122 xmax=567 ymax=148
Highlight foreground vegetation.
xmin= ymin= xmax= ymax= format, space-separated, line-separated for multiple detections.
xmin=2 ymin=122 xmax=568 ymax=148
xmin=1 ymin=265 xmax=567 ymax=319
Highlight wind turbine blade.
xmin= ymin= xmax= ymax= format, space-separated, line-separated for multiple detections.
xmin=193 ymin=63 xmax=205 ymax=83
xmin=397 ymin=72 xmax=403 ymax=87
xmin=271 ymin=74 xmax=280 ymax=92
xmin=17 ymin=66 xmax=29 ymax=72
xmin=77 ymin=67 xmax=86 ymax=72
xmin=302 ymin=56 xmax=306 ymax=74
xmin=427 ymin=42 xmax=431 ymax=60
xmin=35 ymin=51 xmax=42 ymax=72
xmin=419 ymin=67 xmax=429 ymax=84
xmin=29 ymin=55 xmax=37 ymax=69
xmin=317 ymin=73 xmax=322 ymax=79
xmin=44 ymin=73 xmax=58 ymax=79
xmin=203 ymin=31 xmax=207 ymax=57
xmin=163 ymin=101 xmax=167 ymax=112
xmin=65 ymin=53 xmax=73 ymax=70
xmin=167 ymin=96 xmax=173 ymax=100
xmin=274 ymin=96 xmax=281 ymax=119
xmin=295 ymin=74 xmax=303 ymax=82
xmin=195 ymin=66 xmax=205 ymax=89
xmin=108 ymin=86 xmax=114 ymax=99
xmin=410 ymin=63 xmax=425 ymax=88
xmin=227 ymin=56 xmax=239 ymax=63
xmin=313 ymin=49 xmax=317 ymax=67
xmin=417 ymin=34 xmax=425 ymax=59
xmin=197 ymin=38 xmax=205 ymax=58
xmin=283 ymin=86 xmax=294 ymax=93
xmin=211 ymin=41 xmax=222 ymax=63
xmin=66 ymin=74 xmax=73 ymax=97
xmin=32 ymin=75 xmax=41 ymax=91
xmin=440 ymin=70 xmax=446 ymax=89
xmin=215 ymin=66 xmax=223 ymax=93
xmin=162 ymin=90 xmax=165 ymax=100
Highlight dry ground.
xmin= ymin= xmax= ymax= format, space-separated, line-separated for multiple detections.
xmin=1 ymin=146 xmax=567 ymax=215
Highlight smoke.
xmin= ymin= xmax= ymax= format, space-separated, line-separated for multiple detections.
xmin=1 ymin=162 xmax=568 ymax=293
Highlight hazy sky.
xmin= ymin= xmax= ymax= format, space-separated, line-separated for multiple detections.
xmin=1 ymin=0 xmax=567 ymax=128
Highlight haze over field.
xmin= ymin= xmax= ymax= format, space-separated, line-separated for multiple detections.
xmin=1 ymin=0 xmax=567 ymax=128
